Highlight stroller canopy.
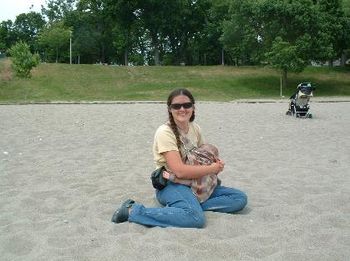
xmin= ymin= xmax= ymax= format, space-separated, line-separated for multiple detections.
xmin=297 ymin=82 xmax=314 ymax=96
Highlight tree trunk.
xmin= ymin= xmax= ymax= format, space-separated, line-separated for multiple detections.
xmin=56 ymin=47 xmax=58 ymax=63
xmin=124 ymin=49 xmax=128 ymax=66
xmin=340 ymin=52 xmax=346 ymax=66
xmin=150 ymin=31 xmax=161 ymax=65
xmin=154 ymin=48 xmax=160 ymax=65
xmin=282 ymin=69 xmax=288 ymax=92
xmin=221 ymin=48 xmax=225 ymax=65
xmin=329 ymin=59 xmax=333 ymax=67
xmin=100 ymin=44 xmax=105 ymax=64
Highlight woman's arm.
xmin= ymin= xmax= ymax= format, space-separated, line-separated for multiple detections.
xmin=163 ymin=150 xmax=224 ymax=179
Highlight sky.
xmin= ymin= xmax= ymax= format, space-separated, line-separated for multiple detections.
xmin=0 ymin=0 xmax=46 ymax=22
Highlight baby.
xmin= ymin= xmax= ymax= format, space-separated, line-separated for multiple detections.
xmin=163 ymin=143 xmax=220 ymax=202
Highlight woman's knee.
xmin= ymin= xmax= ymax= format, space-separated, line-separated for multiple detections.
xmin=225 ymin=189 xmax=248 ymax=213
xmin=236 ymin=191 xmax=248 ymax=211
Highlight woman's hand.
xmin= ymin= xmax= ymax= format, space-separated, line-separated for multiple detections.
xmin=211 ymin=159 xmax=225 ymax=174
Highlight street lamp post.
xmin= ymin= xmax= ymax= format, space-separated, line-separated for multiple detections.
xmin=280 ymin=76 xmax=283 ymax=97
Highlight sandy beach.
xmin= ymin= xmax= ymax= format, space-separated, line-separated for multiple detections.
xmin=1 ymin=100 xmax=349 ymax=261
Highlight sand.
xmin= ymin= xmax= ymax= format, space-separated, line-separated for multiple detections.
xmin=0 ymin=100 xmax=349 ymax=261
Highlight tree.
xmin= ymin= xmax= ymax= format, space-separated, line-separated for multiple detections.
xmin=222 ymin=0 xmax=349 ymax=90
xmin=197 ymin=0 xmax=231 ymax=65
xmin=221 ymin=0 xmax=262 ymax=65
xmin=266 ymin=37 xmax=308 ymax=95
xmin=104 ymin=0 xmax=140 ymax=65
xmin=71 ymin=22 xmax=100 ymax=64
xmin=257 ymin=0 xmax=339 ymax=86
xmin=13 ymin=12 xmax=45 ymax=52
xmin=75 ymin=0 xmax=115 ymax=64
xmin=316 ymin=0 xmax=350 ymax=66
xmin=0 ymin=20 xmax=16 ymax=53
xmin=38 ymin=22 xmax=71 ymax=63
xmin=42 ymin=0 xmax=77 ymax=22
xmin=9 ymin=41 xmax=39 ymax=78
xmin=162 ymin=0 xmax=211 ymax=65
xmin=137 ymin=0 xmax=168 ymax=65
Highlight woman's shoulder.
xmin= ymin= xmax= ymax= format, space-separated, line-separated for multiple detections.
xmin=156 ymin=123 xmax=172 ymax=132
xmin=155 ymin=123 xmax=174 ymax=137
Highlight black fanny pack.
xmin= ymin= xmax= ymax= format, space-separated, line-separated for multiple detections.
xmin=150 ymin=166 xmax=168 ymax=190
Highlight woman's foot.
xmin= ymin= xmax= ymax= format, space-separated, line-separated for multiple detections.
xmin=111 ymin=199 xmax=135 ymax=223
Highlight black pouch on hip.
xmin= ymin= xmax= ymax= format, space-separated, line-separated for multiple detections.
xmin=150 ymin=166 xmax=168 ymax=190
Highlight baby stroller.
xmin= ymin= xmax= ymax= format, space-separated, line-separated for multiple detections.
xmin=286 ymin=82 xmax=315 ymax=118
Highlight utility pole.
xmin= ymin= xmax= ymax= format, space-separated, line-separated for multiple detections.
xmin=70 ymin=31 xmax=72 ymax=65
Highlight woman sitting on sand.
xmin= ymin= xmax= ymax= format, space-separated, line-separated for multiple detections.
xmin=112 ymin=88 xmax=247 ymax=228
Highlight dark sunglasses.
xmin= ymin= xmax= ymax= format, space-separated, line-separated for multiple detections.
xmin=169 ymin=102 xmax=193 ymax=110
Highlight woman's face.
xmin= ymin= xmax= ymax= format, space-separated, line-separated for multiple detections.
xmin=169 ymin=95 xmax=194 ymax=125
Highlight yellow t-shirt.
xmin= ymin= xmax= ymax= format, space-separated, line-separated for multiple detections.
xmin=153 ymin=122 xmax=204 ymax=169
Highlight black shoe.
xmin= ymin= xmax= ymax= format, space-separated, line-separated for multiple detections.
xmin=111 ymin=199 xmax=135 ymax=223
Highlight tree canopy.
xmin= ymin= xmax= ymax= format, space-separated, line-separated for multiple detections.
xmin=0 ymin=0 xmax=349 ymax=72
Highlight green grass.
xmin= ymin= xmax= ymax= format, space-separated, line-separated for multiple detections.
xmin=1 ymin=58 xmax=349 ymax=103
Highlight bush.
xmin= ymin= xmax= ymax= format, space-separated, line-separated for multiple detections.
xmin=9 ymin=41 xmax=40 ymax=78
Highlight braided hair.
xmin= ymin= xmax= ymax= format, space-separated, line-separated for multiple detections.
xmin=167 ymin=88 xmax=196 ymax=158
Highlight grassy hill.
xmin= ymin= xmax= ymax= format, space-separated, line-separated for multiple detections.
xmin=1 ymin=59 xmax=349 ymax=103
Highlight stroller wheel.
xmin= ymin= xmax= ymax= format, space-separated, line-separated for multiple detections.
xmin=286 ymin=111 xmax=292 ymax=116
xmin=307 ymin=114 xmax=313 ymax=119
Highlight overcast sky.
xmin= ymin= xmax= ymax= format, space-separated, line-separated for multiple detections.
xmin=0 ymin=0 xmax=46 ymax=22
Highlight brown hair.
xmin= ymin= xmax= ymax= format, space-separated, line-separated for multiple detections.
xmin=167 ymin=88 xmax=196 ymax=158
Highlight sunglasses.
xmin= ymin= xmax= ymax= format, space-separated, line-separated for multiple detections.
xmin=169 ymin=102 xmax=193 ymax=110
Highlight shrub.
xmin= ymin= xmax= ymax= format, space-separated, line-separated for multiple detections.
xmin=9 ymin=41 xmax=40 ymax=78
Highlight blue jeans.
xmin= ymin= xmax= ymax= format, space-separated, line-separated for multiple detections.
xmin=128 ymin=183 xmax=247 ymax=228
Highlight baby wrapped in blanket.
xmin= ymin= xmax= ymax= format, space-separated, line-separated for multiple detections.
xmin=163 ymin=143 xmax=220 ymax=202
